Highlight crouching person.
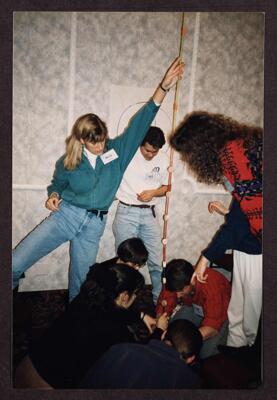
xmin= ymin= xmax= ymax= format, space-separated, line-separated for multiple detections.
xmin=14 ymin=265 xmax=152 ymax=388
xmin=79 ymin=319 xmax=203 ymax=389
xmin=156 ymin=259 xmax=231 ymax=359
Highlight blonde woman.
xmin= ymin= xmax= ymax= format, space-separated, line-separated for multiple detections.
xmin=13 ymin=58 xmax=184 ymax=301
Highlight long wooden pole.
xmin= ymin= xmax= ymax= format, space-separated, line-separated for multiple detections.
xmin=161 ymin=13 xmax=187 ymax=283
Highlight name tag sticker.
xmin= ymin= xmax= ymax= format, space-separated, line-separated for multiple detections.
xmin=100 ymin=149 xmax=119 ymax=164
xmin=192 ymin=304 xmax=204 ymax=318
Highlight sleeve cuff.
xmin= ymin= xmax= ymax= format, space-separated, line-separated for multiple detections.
xmin=202 ymin=250 xmax=213 ymax=263
xmin=151 ymin=99 xmax=161 ymax=107
xmin=50 ymin=192 xmax=59 ymax=198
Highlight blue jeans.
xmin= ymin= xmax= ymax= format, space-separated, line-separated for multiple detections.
xmin=13 ymin=201 xmax=107 ymax=301
xmin=170 ymin=305 xmax=228 ymax=359
xmin=112 ymin=202 xmax=162 ymax=303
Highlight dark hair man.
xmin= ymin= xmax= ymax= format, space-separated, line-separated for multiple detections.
xmin=113 ymin=126 xmax=169 ymax=304
xmin=156 ymin=259 xmax=231 ymax=359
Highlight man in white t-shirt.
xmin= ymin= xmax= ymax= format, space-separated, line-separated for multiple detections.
xmin=112 ymin=127 xmax=169 ymax=303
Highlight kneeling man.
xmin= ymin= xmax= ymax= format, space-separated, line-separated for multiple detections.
xmin=156 ymin=259 xmax=231 ymax=359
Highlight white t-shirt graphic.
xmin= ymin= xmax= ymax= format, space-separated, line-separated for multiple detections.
xmin=116 ymin=148 xmax=169 ymax=206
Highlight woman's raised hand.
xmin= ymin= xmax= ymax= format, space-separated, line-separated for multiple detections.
xmin=161 ymin=57 xmax=185 ymax=90
xmin=153 ymin=57 xmax=184 ymax=104
xmin=45 ymin=193 xmax=62 ymax=212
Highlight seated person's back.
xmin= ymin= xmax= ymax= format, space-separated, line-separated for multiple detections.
xmin=80 ymin=319 xmax=203 ymax=389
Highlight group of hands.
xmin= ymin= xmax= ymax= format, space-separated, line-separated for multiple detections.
xmin=142 ymin=199 xmax=229 ymax=335
xmin=142 ymin=312 xmax=169 ymax=335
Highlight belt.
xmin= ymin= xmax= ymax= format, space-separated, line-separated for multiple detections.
xmin=86 ymin=209 xmax=108 ymax=220
xmin=119 ymin=201 xmax=156 ymax=218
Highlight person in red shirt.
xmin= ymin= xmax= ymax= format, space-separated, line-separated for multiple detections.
xmin=156 ymin=259 xmax=231 ymax=359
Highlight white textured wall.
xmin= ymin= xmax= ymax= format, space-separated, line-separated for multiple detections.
xmin=13 ymin=12 xmax=264 ymax=291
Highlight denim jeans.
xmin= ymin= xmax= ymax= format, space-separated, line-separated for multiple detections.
xmin=170 ymin=305 xmax=228 ymax=359
xmin=13 ymin=201 xmax=107 ymax=301
xmin=112 ymin=202 xmax=162 ymax=303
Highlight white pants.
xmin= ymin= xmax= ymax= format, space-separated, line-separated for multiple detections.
xmin=227 ymin=251 xmax=262 ymax=347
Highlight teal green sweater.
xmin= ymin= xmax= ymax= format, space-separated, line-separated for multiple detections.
xmin=47 ymin=100 xmax=159 ymax=210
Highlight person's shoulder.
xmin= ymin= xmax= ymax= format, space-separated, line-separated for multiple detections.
xmin=122 ymin=147 xmax=144 ymax=166
xmin=99 ymin=257 xmax=118 ymax=268
xmin=206 ymin=268 xmax=230 ymax=284
xmin=157 ymin=150 xmax=169 ymax=163
xmin=55 ymin=155 xmax=66 ymax=167
xmin=195 ymin=269 xmax=225 ymax=295
xmin=113 ymin=341 xmax=158 ymax=358
xmin=212 ymin=267 xmax=227 ymax=277
xmin=225 ymin=139 xmax=245 ymax=154
xmin=104 ymin=342 xmax=149 ymax=365
xmin=132 ymin=147 xmax=142 ymax=160
xmin=109 ymin=342 xmax=133 ymax=353
xmin=107 ymin=137 xmax=118 ymax=147
xmin=111 ymin=341 xmax=142 ymax=352
xmin=159 ymin=287 xmax=175 ymax=298
xmin=87 ymin=257 xmax=117 ymax=278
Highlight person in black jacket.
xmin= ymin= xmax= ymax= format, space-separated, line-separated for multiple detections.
xmin=14 ymin=264 xmax=167 ymax=389
xmin=80 ymin=319 xmax=203 ymax=389
xmin=201 ymin=199 xmax=262 ymax=265
xmin=84 ymin=237 xmax=156 ymax=332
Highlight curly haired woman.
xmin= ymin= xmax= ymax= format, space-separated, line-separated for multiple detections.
xmin=170 ymin=111 xmax=262 ymax=349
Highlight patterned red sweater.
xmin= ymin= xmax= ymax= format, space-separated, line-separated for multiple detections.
xmin=219 ymin=138 xmax=263 ymax=241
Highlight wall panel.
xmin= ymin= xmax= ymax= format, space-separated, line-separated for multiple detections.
xmin=13 ymin=12 xmax=264 ymax=291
